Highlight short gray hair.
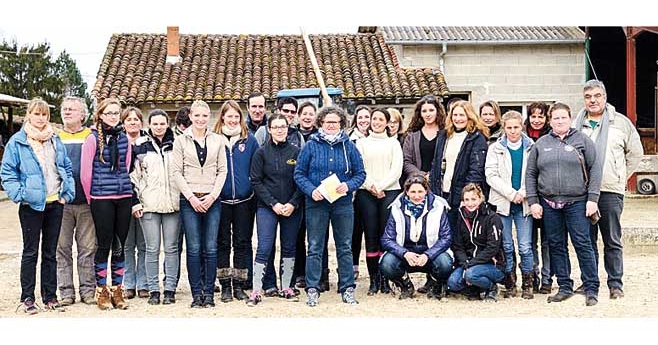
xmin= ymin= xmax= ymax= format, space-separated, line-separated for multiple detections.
xmin=62 ymin=96 xmax=88 ymax=118
xmin=584 ymin=79 xmax=607 ymax=96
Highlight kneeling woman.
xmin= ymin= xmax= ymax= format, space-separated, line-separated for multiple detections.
xmin=247 ymin=115 xmax=303 ymax=306
xmin=380 ymin=175 xmax=453 ymax=300
xmin=447 ymin=183 xmax=505 ymax=301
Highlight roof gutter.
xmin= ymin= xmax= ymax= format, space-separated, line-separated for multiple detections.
xmin=386 ymin=39 xmax=585 ymax=45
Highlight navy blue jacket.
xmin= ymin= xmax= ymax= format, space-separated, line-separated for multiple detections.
xmin=429 ymin=129 xmax=488 ymax=208
xmin=221 ymin=133 xmax=259 ymax=203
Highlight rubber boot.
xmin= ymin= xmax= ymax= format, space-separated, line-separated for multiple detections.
xmin=521 ymin=272 xmax=534 ymax=299
xmin=379 ymin=271 xmax=392 ymax=294
xmin=217 ymin=268 xmax=233 ymax=303
xmin=366 ymin=256 xmax=380 ymax=296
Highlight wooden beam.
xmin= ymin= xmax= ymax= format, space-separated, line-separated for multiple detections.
xmin=626 ymin=34 xmax=638 ymax=193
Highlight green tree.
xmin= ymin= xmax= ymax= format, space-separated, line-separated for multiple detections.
xmin=0 ymin=40 xmax=89 ymax=123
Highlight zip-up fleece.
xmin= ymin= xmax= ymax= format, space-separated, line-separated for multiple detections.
xmin=1 ymin=128 xmax=75 ymax=211
xmin=485 ymin=134 xmax=534 ymax=216
xmin=130 ymin=128 xmax=179 ymax=213
xmin=171 ymin=127 xmax=227 ymax=201
xmin=526 ymin=128 xmax=601 ymax=205
xmin=294 ymin=131 xmax=366 ymax=203
xmin=381 ymin=192 xmax=453 ymax=261
xmin=452 ymin=202 xmax=505 ymax=269
xmin=220 ymin=133 xmax=259 ymax=204
xmin=428 ymin=129 xmax=488 ymax=208
xmin=250 ymin=140 xmax=303 ymax=209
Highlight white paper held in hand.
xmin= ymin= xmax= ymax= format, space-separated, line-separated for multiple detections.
xmin=317 ymin=173 xmax=346 ymax=203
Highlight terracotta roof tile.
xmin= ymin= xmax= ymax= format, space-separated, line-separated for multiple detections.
xmin=378 ymin=26 xmax=585 ymax=43
xmin=93 ymin=33 xmax=449 ymax=104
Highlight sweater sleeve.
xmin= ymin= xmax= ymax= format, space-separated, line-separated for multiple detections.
xmin=375 ymin=140 xmax=404 ymax=192
xmin=525 ymin=144 xmax=540 ymax=206
xmin=293 ymin=142 xmax=317 ymax=197
xmin=381 ymin=212 xmax=408 ymax=259
xmin=355 ymin=139 xmax=372 ymax=189
xmin=80 ymin=134 xmax=97 ymax=204
xmin=424 ymin=210 xmax=452 ymax=260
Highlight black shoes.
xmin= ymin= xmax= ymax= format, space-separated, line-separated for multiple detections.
xmin=484 ymin=285 xmax=499 ymax=302
xmin=547 ymin=291 xmax=574 ymax=303
xmin=148 ymin=292 xmax=161 ymax=305
xmin=162 ymin=291 xmax=176 ymax=305
xmin=202 ymin=295 xmax=215 ymax=308
xmin=574 ymin=284 xmax=585 ymax=295
xmin=427 ymin=281 xmax=446 ymax=300
xmin=416 ymin=274 xmax=436 ymax=294
xmin=585 ymin=294 xmax=598 ymax=306
xmin=190 ymin=295 xmax=204 ymax=308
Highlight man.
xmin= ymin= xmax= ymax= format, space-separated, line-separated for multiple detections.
xmin=174 ymin=106 xmax=191 ymax=136
xmin=254 ymin=97 xmax=304 ymax=148
xmin=246 ymin=92 xmax=268 ymax=135
xmin=56 ymin=96 xmax=97 ymax=306
xmin=573 ymin=79 xmax=644 ymax=299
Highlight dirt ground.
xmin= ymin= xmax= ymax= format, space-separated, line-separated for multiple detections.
xmin=0 ymin=197 xmax=657 ymax=319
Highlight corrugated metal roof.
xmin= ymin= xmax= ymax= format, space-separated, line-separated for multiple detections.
xmin=378 ymin=26 xmax=585 ymax=44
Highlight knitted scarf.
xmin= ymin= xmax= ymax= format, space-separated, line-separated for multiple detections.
xmin=318 ymin=128 xmax=343 ymax=145
xmin=23 ymin=121 xmax=55 ymax=171
xmin=221 ymin=125 xmax=242 ymax=150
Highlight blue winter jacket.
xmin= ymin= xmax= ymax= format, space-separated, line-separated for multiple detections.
xmin=1 ymin=128 xmax=75 ymax=211
xmin=294 ymin=130 xmax=366 ymax=204
xmin=220 ymin=133 xmax=260 ymax=203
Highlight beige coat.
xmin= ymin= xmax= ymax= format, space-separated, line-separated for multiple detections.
xmin=131 ymin=135 xmax=179 ymax=214
xmin=171 ymin=128 xmax=227 ymax=201
xmin=485 ymin=135 xmax=533 ymax=217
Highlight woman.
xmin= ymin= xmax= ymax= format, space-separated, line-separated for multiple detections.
xmin=247 ymin=114 xmax=303 ymax=306
xmin=526 ymin=102 xmax=601 ymax=306
xmin=1 ymin=98 xmax=74 ymax=314
xmin=447 ymin=183 xmax=505 ymax=302
xmin=213 ymin=100 xmax=259 ymax=303
xmin=387 ymin=107 xmax=406 ymax=147
xmin=81 ymin=98 xmax=134 ymax=310
xmin=131 ymin=109 xmax=180 ymax=305
xmin=479 ymin=100 xmax=502 ymax=145
xmin=524 ymin=101 xmax=552 ymax=293
xmin=485 ymin=110 xmax=535 ymax=299
xmin=429 ymin=100 xmax=488 ymax=230
xmin=294 ymin=106 xmax=366 ymax=307
xmin=122 ymin=107 xmax=148 ymax=300
xmin=172 ymin=100 xmax=228 ymax=308
xmin=349 ymin=105 xmax=371 ymax=283
xmin=355 ymin=108 xmax=403 ymax=295
xmin=293 ymin=101 xmax=319 ymax=288
xmin=379 ymin=175 xmax=453 ymax=300
xmin=402 ymin=94 xmax=445 ymax=293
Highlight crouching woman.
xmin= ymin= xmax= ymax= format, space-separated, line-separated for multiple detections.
xmin=379 ymin=174 xmax=453 ymax=300
xmin=447 ymin=183 xmax=505 ymax=301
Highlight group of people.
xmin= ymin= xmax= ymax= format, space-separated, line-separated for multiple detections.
xmin=0 ymin=79 xmax=643 ymax=314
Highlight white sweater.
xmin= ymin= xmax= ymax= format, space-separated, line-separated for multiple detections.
xmin=355 ymin=131 xmax=403 ymax=192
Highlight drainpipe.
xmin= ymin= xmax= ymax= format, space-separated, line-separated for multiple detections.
xmin=439 ymin=42 xmax=447 ymax=74
xmin=585 ymin=27 xmax=591 ymax=80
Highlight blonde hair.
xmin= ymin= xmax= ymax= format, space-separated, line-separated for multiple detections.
xmin=387 ymin=107 xmax=405 ymax=136
xmin=461 ymin=182 xmax=484 ymax=201
xmin=26 ymin=97 xmax=51 ymax=121
xmin=190 ymin=100 xmax=210 ymax=115
xmin=213 ymin=100 xmax=248 ymax=139
xmin=94 ymin=98 xmax=123 ymax=164
xmin=445 ymin=101 xmax=489 ymax=138
xmin=501 ymin=110 xmax=524 ymax=129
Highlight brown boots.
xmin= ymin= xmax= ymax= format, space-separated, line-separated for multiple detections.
xmin=502 ymin=271 xmax=517 ymax=298
xmin=95 ymin=285 xmax=129 ymax=310
xmin=96 ymin=286 xmax=113 ymax=310
xmin=110 ymin=285 xmax=128 ymax=309
xmin=521 ymin=273 xmax=534 ymax=299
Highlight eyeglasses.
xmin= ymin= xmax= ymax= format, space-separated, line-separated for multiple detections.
xmin=102 ymin=112 xmax=121 ymax=117
xmin=270 ymin=125 xmax=288 ymax=131
xmin=323 ymin=120 xmax=340 ymax=126
xmin=62 ymin=107 xmax=79 ymax=112
xmin=280 ymin=108 xmax=297 ymax=114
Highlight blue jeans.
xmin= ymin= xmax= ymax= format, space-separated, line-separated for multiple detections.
xmin=140 ymin=212 xmax=180 ymax=292
xmin=305 ymin=198 xmax=355 ymax=293
xmin=379 ymin=252 xmax=453 ymax=281
xmin=124 ymin=216 xmax=146 ymax=290
xmin=589 ymin=192 xmax=624 ymax=290
xmin=255 ymin=207 xmax=301 ymax=287
xmin=447 ymin=264 xmax=504 ymax=291
xmin=180 ymin=196 xmax=221 ymax=297
xmin=541 ymin=198 xmax=599 ymax=295
xmin=500 ymin=207 xmax=534 ymax=274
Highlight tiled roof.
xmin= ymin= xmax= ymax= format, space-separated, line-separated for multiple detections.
xmin=375 ymin=26 xmax=585 ymax=43
xmin=92 ymin=33 xmax=449 ymax=104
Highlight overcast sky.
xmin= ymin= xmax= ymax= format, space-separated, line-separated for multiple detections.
xmin=0 ymin=0 xmax=642 ymax=97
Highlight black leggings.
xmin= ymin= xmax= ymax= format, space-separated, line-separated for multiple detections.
xmin=90 ymin=198 xmax=132 ymax=266
xmin=355 ymin=190 xmax=400 ymax=254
